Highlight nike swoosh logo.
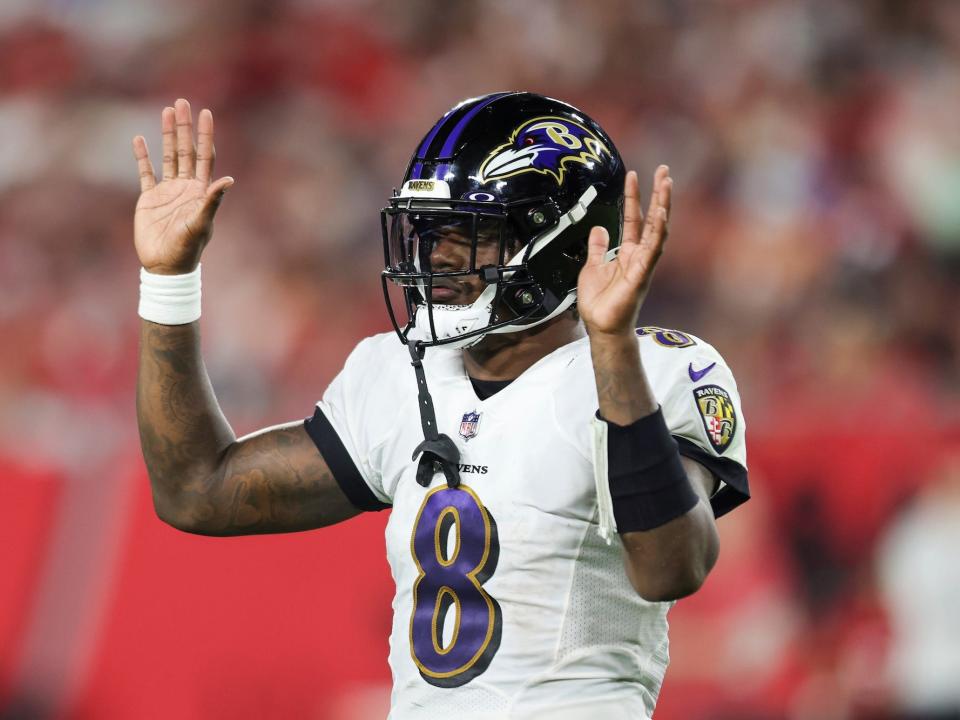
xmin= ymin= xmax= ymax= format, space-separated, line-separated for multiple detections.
xmin=688 ymin=362 xmax=717 ymax=382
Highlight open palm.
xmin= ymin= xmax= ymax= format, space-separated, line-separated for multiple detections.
xmin=577 ymin=166 xmax=672 ymax=337
xmin=133 ymin=99 xmax=234 ymax=275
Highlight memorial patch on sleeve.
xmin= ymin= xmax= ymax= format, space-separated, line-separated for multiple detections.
xmin=693 ymin=385 xmax=737 ymax=454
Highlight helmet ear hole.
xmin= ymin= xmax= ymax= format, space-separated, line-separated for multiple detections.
xmin=510 ymin=203 xmax=560 ymax=242
xmin=504 ymin=282 xmax=544 ymax=315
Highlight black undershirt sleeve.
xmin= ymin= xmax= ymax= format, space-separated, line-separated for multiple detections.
xmin=304 ymin=406 xmax=391 ymax=512
xmin=674 ymin=436 xmax=750 ymax=518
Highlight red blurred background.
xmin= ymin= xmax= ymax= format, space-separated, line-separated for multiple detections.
xmin=1 ymin=1 xmax=959 ymax=718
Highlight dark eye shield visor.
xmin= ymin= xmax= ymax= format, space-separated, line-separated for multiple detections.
xmin=382 ymin=204 xmax=511 ymax=287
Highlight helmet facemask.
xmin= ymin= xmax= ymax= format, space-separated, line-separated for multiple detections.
xmin=381 ymin=184 xmax=607 ymax=349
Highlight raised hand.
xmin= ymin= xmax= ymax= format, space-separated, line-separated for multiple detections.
xmin=577 ymin=166 xmax=672 ymax=338
xmin=132 ymin=98 xmax=234 ymax=275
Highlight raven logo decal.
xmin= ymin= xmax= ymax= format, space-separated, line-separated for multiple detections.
xmin=476 ymin=116 xmax=610 ymax=186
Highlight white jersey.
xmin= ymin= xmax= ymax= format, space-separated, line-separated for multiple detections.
xmin=308 ymin=327 xmax=748 ymax=720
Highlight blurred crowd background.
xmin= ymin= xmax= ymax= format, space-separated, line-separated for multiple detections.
xmin=1 ymin=0 xmax=959 ymax=718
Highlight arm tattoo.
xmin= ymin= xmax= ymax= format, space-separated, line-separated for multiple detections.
xmin=137 ymin=321 xmax=358 ymax=535
xmin=588 ymin=334 xmax=657 ymax=425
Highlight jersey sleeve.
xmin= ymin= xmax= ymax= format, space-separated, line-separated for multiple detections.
xmin=304 ymin=337 xmax=393 ymax=511
xmin=657 ymin=342 xmax=750 ymax=518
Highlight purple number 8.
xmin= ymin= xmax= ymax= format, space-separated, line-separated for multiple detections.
xmin=409 ymin=484 xmax=502 ymax=687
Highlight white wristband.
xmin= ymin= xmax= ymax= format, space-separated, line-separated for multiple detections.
xmin=138 ymin=264 xmax=202 ymax=325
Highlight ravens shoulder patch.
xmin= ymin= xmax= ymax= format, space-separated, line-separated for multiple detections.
xmin=693 ymin=385 xmax=737 ymax=454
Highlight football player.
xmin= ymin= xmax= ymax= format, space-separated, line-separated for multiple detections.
xmin=133 ymin=92 xmax=749 ymax=719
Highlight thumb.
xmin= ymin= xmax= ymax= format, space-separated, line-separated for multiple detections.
xmin=584 ymin=226 xmax=610 ymax=268
xmin=200 ymin=176 xmax=234 ymax=222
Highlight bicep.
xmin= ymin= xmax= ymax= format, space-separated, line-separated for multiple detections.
xmin=174 ymin=421 xmax=362 ymax=536
xmin=680 ymin=455 xmax=719 ymax=504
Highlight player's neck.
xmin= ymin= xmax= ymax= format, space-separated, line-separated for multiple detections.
xmin=461 ymin=313 xmax=585 ymax=381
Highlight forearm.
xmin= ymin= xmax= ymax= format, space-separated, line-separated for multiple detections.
xmin=589 ymin=330 xmax=718 ymax=601
xmin=589 ymin=331 xmax=657 ymax=425
xmin=136 ymin=320 xmax=236 ymax=521
xmin=619 ymin=463 xmax=719 ymax=601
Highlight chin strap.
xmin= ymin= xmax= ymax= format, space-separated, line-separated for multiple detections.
xmin=407 ymin=340 xmax=461 ymax=489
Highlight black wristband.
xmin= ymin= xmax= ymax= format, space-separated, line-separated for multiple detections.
xmin=602 ymin=407 xmax=700 ymax=533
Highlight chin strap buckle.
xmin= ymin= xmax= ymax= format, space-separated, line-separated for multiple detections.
xmin=412 ymin=436 xmax=461 ymax=488
xmin=407 ymin=340 xmax=461 ymax=489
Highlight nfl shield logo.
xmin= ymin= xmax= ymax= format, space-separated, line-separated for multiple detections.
xmin=459 ymin=410 xmax=482 ymax=441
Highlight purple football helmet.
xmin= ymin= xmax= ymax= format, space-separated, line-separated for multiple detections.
xmin=381 ymin=92 xmax=626 ymax=349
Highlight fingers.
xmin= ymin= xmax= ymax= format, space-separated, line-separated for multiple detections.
xmin=132 ymin=135 xmax=156 ymax=192
xmin=642 ymin=166 xmax=669 ymax=238
xmin=175 ymin=98 xmax=196 ymax=179
xmin=199 ymin=176 xmax=236 ymax=224
xmin=159 ymin=100 xmax=217 ymax=184
xmin=584 ymin=225 xmax=610 ymax=268
xmin=658 ymin=167 xmax=672 ymax=223
xmin=626 ymin=166 xmax=672 ymax=282
xmin=621 ymin=170 xmax=643 ymax=246
xmin=206 ymin=175 xmax=235 ymax=197
xmin=195 ymin=109 xmax=215 ymax=183
xmin=640 ymin=165 xmax=671 ymax=247
xmin=161 ymin=106 xmax=176 ymax=179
